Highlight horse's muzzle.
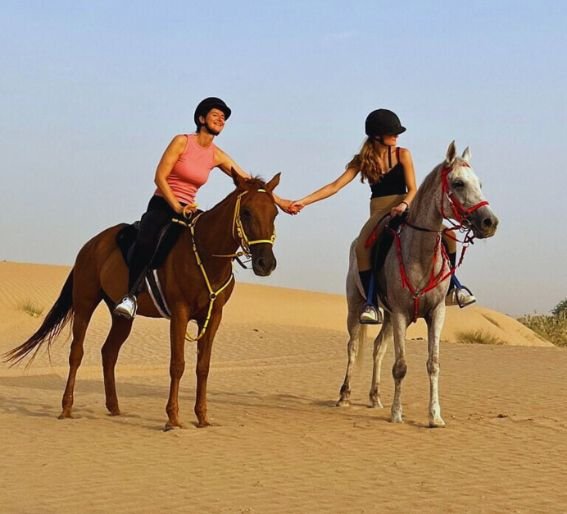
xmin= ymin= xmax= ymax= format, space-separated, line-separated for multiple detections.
xmin=470 ymin=206 xmax=499 ymax=239
xmin=251 ymin=246 xmax=277 ymax=276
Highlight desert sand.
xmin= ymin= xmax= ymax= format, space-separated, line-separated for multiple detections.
xmin=0 ymin=261 xmax=566 ymax=513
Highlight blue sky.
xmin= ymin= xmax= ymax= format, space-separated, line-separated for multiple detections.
xmin=1 ymin=1 xmax=566 ymax=315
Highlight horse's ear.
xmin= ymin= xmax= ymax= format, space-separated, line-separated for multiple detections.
xmin=265 ymin=173 xmax=281 ymax=192
xmin=461 ymin=146 xmax=472 ymax=163
xmin=445 ymin=141 xmax=457 ymax=164
xmin=231 ymin=168 xmax=247 ymax=188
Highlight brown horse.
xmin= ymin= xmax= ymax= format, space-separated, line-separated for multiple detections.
xmin=4 ymin=172 xmax=280 ymax=429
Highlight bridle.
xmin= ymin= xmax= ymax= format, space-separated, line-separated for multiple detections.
xmin=440 ymin=162 xmax=489 ymax=229
xmin=178 ymin=188 xmax=276 ymax=341
xmin=388 ymin=162 xmax=490 ymax=322
xmin=231 ymin=189 xmax=276 ymax=258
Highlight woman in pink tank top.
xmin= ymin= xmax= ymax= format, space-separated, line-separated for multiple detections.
xmin=114 ymin=97 xmax=293 ymax=319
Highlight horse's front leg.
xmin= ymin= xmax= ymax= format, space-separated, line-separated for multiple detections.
xmin=194 ymin=310 xmax=223 ymax=427
xmin=337 ymin=309 xmax=363 ymax=406
xmin=369 ymin=315 xmax=392 ymax=408
xmin=426 ymin=304 xmax=446 ymax=428
xmin=165 ymin=309 xmax=190 ymax=431
xmin=391 ymin=311 xmax=409 ymax=423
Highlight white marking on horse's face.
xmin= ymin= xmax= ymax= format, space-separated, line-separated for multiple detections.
xmin=448 ymin=158 xmax=499 ymax=237
xmin=449 ymin=161 xmax=485 ymax=207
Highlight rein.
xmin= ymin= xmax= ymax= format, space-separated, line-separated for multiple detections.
xmin=389 ymin=224 xmax=454 ymax=322
xmin=390 ymin=162 xmax=488 ymax=322
xmin=212 ymin=189 xmax=276 ymax=263
xmin=182 ymin=212 xmax=235 ymax=342
xmin=177 ymin=188 xmax=276 ymax=341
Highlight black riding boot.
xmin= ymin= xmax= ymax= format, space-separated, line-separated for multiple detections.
xmin=114 ymin=196 xmax=174 ymax=319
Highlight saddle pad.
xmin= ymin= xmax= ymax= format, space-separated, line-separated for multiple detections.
xmin=145 ymin=269 xmax=171 ymax=319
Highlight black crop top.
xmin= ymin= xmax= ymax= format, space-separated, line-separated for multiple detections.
xmin=369 ymin=147 xmax=407 ymax=198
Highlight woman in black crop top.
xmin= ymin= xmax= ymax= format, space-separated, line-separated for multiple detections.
xmin=289 ymin=109 xmax=476 ymax=324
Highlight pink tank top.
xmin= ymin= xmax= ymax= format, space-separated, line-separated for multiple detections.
xmin=155 ymin=134 xmax=215 ymax=205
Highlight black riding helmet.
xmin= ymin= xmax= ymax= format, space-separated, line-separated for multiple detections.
xmin=194 ymin=97 xmax=232 ymax=129
xmin=365 ymin=109 xmax=406 ymax=137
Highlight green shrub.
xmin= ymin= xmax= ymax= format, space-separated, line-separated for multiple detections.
xmin=456 ymin=330 xmax=505 ymax=346
xmin=552 ymin=298 xmax=567 ymax=317
xmin=518 ymin=313 xmax=567 ymax=348
xmin=20 ymin=300 xmax=44 ymax=318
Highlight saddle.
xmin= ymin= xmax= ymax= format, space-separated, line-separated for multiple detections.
xmin=116 ymin=220 xmax=184 ymax=271
xmin=368 ymin=211 xmax=408 ymax=276
xmin=364 ymin=211 xmax=408 ymax=310
xmin=115 ymin=215 xmax=194 ymax=318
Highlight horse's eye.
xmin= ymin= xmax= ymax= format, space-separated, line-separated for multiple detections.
xmin=452 ymin=180 xmax=465 ymax=189
xmin=241 ymin=208 xmax=252 ymax=220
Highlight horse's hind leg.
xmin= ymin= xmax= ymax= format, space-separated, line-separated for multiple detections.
xmin=369 ymin=316 xmax=392 ymax=408
xmin=426 ymin=305 xmax=446 ymax=428
xmin=101 ymin=316 xmax=133 ymax=416
xmin=338 ymin=240 xmax=365 ymax=407
xmin=59 ymin=299 xmax=99 ymax=419
xmin=337 ymin=309 xmax=363 ymax=407
xmin=390 ymin=312 xmax=409 ymax=423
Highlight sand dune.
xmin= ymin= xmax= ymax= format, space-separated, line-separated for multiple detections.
xmin=225 ymin=282 xmax=552 ymax=347
xmin=1 ymin=261 xmax=565 ymax=513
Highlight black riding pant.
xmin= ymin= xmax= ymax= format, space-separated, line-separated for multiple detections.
xmin=128 ymin=195 xmax=181 ymax=293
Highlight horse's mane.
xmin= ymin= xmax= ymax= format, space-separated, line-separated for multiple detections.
xmin=413 ymin=162 xmax=443 ymax=206
xmin=241 ymin=175 xmax=268 ymax=189
xmin=201 ymin=175 xmax=270 ymax=220
xmin=412 ymin=157 xmax=468 ymax=208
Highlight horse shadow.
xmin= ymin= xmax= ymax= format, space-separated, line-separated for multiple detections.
xmin=0 ymin=375 xmax=432 ymax=429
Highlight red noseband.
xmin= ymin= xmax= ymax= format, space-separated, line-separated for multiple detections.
xmin=440 ymin=164 xmax=489 ymax=226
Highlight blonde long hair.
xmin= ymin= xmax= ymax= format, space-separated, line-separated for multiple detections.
xmin=347 ymin=137 xmax=391 ymax=184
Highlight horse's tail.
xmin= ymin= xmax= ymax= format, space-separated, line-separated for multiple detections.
xmin=3 ymin=270 xmax=75 ymax=366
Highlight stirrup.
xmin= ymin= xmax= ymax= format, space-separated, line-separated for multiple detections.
xmin=446 ymin=287 xmax=476 ymax=308
xmin=359 ymin=304 xmax=384 ymax=325
xmin=114 ymin=295 xmax=138 ymax=320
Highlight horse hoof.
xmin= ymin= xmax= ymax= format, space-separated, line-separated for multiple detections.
xmin=108 ymin=410 xmax=121 ymax=417
xmin=196 ymin=420 xmax=211 ymax=428
xmin=369 ymin=399 xmax=384 ymax=409
xmin=429 ymin=417 xmax=446 ymax=428
xmin=391 ymin=413 xmax=403 ymax=423
xmin=57 ymin=411 xmax=73 ymax=420
xmin=336 ymin=399 xmax=350 ymax=407
xmin=164 ymin=421 xmax=185 ymax=431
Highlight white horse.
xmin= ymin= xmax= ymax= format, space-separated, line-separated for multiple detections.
xmin=338 ymin=142 xmax=499 ymax=427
